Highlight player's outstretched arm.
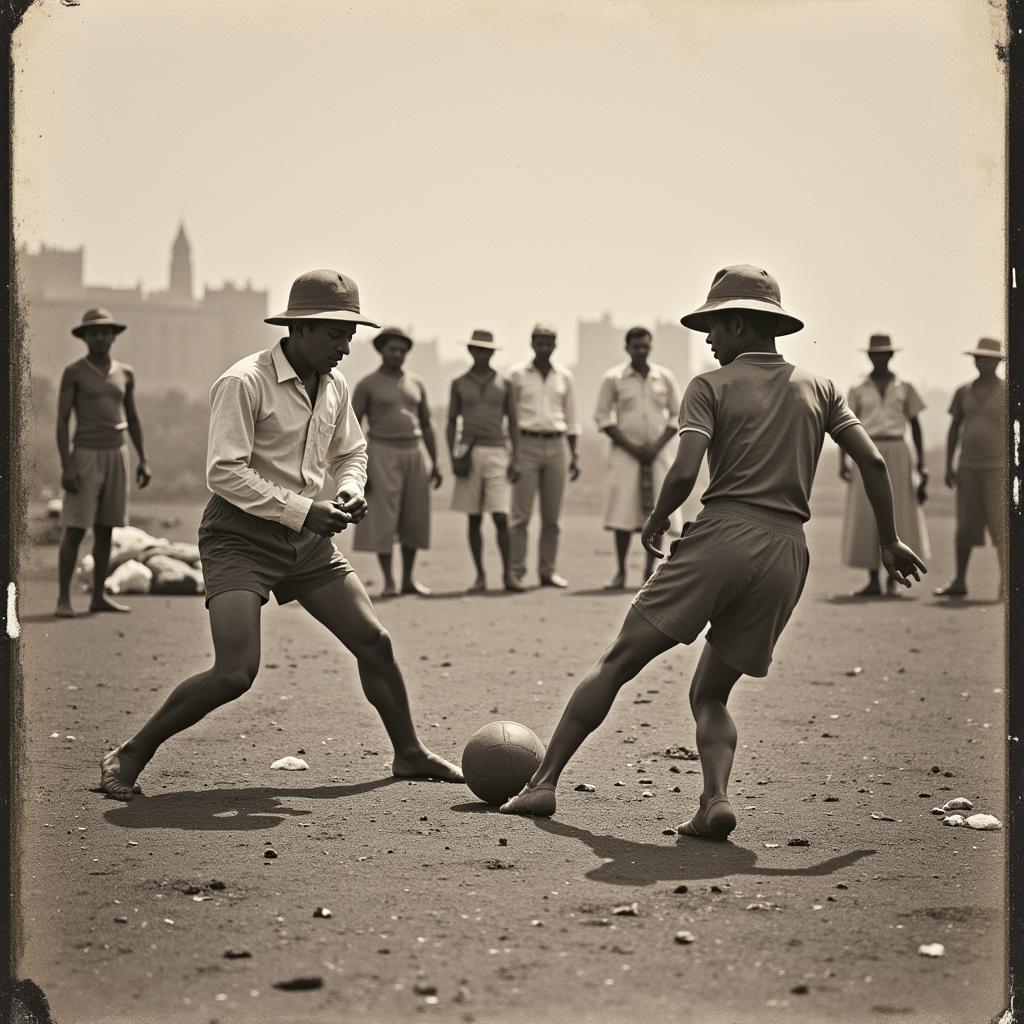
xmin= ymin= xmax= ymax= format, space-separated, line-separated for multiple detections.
xmin=836 ymin=424 xmax=927 ymax=588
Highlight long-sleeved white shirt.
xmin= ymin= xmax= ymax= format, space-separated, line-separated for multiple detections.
xmin=509 ymin=360 xmax=581 ymax=435
xmin=206 ymin=341 xmax=368 ymax=533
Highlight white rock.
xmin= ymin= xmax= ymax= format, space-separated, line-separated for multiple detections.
xmin=270 ymin=756 xmax=310 ymax=771
xmin=918 ymin=943 xmax=945 ymax=957
xmin=942 ymin=814 xmax=965 ymax=827
xmin=940 ymin=798 xmax=973 ymax=812
xmin=964 ymin=813 xmax=1002 ymax=831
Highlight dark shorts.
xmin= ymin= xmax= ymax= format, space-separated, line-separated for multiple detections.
xmin=198 ymin=495 xmax=354 ymax=607
xmin=632 ymin=499 xmax=809 ymax=678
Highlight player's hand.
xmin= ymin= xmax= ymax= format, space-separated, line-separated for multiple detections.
xmin=305 ymin=500 xmax=351 ymax=536
xmin=945 ymin=469 xmax=957 ymax=489
xmin=507 ymin=461 xmax=521 ymax=483
xmin=569 ymin=457 xmax=581 ymax=482
xmin=641 ymin=513 xmax=670 ymax=559
xmin=336 ymin=491 xmax=369 ymax=525
xmin=880 ymin=540 xmax=928 ymax=589
xmin=839 ymin=464 xmax=852 ymax=482
xmin=430 ymin=465 xmax=443 ymax=489
xmin=136 ymin=460 xmax=152 ymax=489
xmin=61 ymin=470 xmax=79 ymax=494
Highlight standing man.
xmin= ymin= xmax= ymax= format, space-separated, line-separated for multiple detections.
xmin=840 ymin=334 xmax=930 ymax=596
xmin=352 ymin=327 xmax=442 ymax=597
xmin=56 ymin=308 xmax=151 ymax=617
xmin=446 ymin=329 xmax=520 ymax=592
xmin=595 ymin=326 xmax=683 ymax=590
xmin=509 ymin=324 xmax=581 ymax=589
xmin=935 ymin=337 xmax=1006 ymax=599
xmin=99 ymin=270 xmax=462 ymax=799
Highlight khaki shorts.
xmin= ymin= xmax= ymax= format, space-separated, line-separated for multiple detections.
xmin=198 ymin=495 xmax=354 ymax=607
xmin=632 ymin=499 xmax=809 ymax=678
xmin=354 ymin=440 xmax=431 ymax=552
xmin=451 ymin=444 xmax=511 ymax=516
xmin=956 ymin=466 xmax=1005 ymax=548
xmin=60 ymin=445 xmax=129 ymax=529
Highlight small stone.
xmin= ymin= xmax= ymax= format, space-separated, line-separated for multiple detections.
xmin=930 ymin=766 xmax=942 ymax=774
xmin=670 ymin=786 xmax=682 ymax=793
xmin=965 ymin=813 xmax=1002 ymax=831
xmin=791 ymin=983 xmax=809 ymax=994
xmin=871 ymin=813 xmax=896 ymax=822
xmin=414 ymin=982 xmax=438 ymax=996
xmin=788 ymin=837 xmax=810 ymax=847
xmin=764 ymin=842 xmax=780 ymax=849
xmin=498 ymin=838 xmax=508 ymax=847
xmin=613 ymin=781 xmax=625 ymax=787
xmin=224 ymin=949 xmax=251 ymax=959
xmin=673 ymin=885 xmax=688 ymax=894
xmin=664 ymin=745 xmax=700 ymax=760
xmin=918 ymin=943 xmax=945 ymax=958
xmin=709 ymin=885 xmax=723 ymax=893
xmin=640 ymin=790 xmax=654 ymax=799
xmin=209 ymin=880 xmax=226 ymax=890
xmin=638 ymin=779 xmax=654 ymax=785
xmin=114 ymin=916 xmax=128 ymax=924
xmin=918 ymin=792 xmax=931 ymax=798
xmin=264 ymin=849 xmax=278 ymax=859
xmin=312 ymin=907 xmax=333 ymax=918
xmin=674 ymin=930 xmax=696 ymax=944
xmin=746 ymin=902 xmax=777 ymax=912
xmin=941 ymin=798 xmax=973 ymax=812
xmin=942 ymin=815 xmax=965 ymax=827
xmin=845 ymin=667 xmax=862 ymax=677
xmin=836 ymin=883 xmax=849 ymax=890
xmin=661 ymin=828 xmax=676 ymax=836
xmin=611 ymin=902 xmax=640 ymax=916
xmin=273 ymin=976 xmax=324 ymax=991
xmin=930 ymin=807 xmax=945 ymax=815
xmin=270 ymin=756 xmax=309 ymax=771
xmin=574 ymin=783 xmax=596 ymax=793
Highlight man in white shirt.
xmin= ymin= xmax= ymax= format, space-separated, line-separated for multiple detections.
xmin=595 ymin=326 xmax=683 ymax=589
xmin=99 ymin=270 xmax=463 ymax=800
xmin=508 ymin=324 xmax=581 ymax=589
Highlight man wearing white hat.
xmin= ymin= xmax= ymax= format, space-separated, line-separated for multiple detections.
xmin=56 ymin=308 xmax=152 ymax=617
xmin=935 ymin=337 xmax=1006 ymax=599
xmin=100 ymin=270 xmax=463 ymax=800
xmin=500 ymin=265 xmax=926 ymax=840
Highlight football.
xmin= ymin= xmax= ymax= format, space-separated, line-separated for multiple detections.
xmin=461 ymin=721 xmax=546 ymax=805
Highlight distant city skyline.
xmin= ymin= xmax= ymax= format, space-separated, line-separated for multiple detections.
xmin=13 ymin=1 xmax=1005 ymax=393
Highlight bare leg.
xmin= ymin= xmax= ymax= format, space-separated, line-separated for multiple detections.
xmin=89 ymin=525 xmax=129 ymax=612
xmin=500 ymin=608 xmax=675 ymax=815
xmin=606 ymin=530 xmax=630 ymax=589
xmin=56 ymin=526 xmax=86 ymax=616
xmin=297 ymin=574 xmax=462 ymax=781
xmin=677 ymin=643 xmax=741 ymax=840
xmin=400 ymin=545 xmax=430 ymax=595
xmin=467 ymin=515 xmax=486 ymax=591
xmin=100 ymin=591 xmax=263 ymax=799
xmin=378 ymin=551 xmax=397 ymax=596
xmin=935 ymin=545 xmax=971 ymax=596
xmin=493 ymin=512 xmax=516 ymax=590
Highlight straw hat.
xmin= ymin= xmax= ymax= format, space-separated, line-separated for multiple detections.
xmin=71 ymin=308 xmax=126 ymax=338
xmin=466 ymin=328 xmax=500 ymax=350
xmin=963 ymin=337 xmax=1005 ymax=359
xmin=265 ymin=270 xmax=380 ymax=328
xmin=373 ymin=326 xmax=414 ymax=353
xmin=680 ymin=265 xmax=803 ymax=336
xmin=864 ymin=334 xmax=899 ymax=353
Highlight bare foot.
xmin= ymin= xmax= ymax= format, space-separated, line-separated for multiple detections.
xmin=603 ymin=573 xmax=626 ymax=591
xmin=934 ymin=582 xmax=967 ymax=598
xmin=676 ymin=795 xmax=736 ymax=840
xmin=99 ymin=747 xmax=145 ymax=801
xmin=499 ymin=782 xmax=556 ymax=816
xmin=851 ymin=581 xmax=881 ymax=598
xmin=468 ymin=575 xmax=487 ymax=593
xmin=392 ymin=749 xmax=464 ymax=783
xmin=401 ymin=580 xmax=432 ymax=596
xmin=90 ymin=596 xmax=131 ymax=613
xmin=380 ymin=581 xmax=398 ymax=598
xmin=55 ymin=600 xmax=75 ymax=618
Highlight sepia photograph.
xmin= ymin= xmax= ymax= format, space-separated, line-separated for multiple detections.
xmin=3 ymin=1 xmax=1015 ymax=1022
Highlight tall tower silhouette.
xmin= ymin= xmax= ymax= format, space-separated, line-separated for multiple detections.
xmin=168 ymin=222 xmax=194 ymax=300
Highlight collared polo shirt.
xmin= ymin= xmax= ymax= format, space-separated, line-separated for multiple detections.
xmin=678 ymin=351 xmax=859 ymax=522
xmin=594 ymin=360 xmax=682 ymax=445
xmin=352 ymin=368 xmax=426 ymax=443
xmin=847 ymin=375 xmax=924 ymax=439
xmin=206 ymin=340 xmax=368 ymax=533
xmin=510 ymin=360 xmax=580 ymax=435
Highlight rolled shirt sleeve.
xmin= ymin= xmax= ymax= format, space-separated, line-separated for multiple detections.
xmin=206 ymin=376 xmax=314 ymax=533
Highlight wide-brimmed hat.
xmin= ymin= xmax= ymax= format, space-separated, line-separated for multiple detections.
xmin=265 ymin=270 xmax=380 ymax=328
xmin=680 ymin=265 xmax=803 ymax=336
xmin=466 ymin=328 xmax=500 ymax=351
xmin=531 ymin=322 xmax=557 ymax=339
xmin=964 ymin=336 xmax=1005 ymax=359
xmin=864 ymin=334 xmax=899 ymax=354
xmin=373 ymin=326 xmax=414 ymax=353
xmin=71 ymin=308 xmax=126 ymax=338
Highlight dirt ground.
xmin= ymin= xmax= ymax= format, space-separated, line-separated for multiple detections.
xmin=11 ymin=504 xmax=1007 ymax=1024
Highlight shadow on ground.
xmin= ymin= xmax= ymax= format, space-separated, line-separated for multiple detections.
xmin=100 ymin=778 xmax=404 ymax=831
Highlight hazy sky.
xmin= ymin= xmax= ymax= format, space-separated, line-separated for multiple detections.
xmin=14 ymin=0 xmax=1006 ymax=389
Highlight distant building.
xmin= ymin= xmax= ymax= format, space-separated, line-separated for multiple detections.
xmin=574 ymin=313 xmax=696 ymax=430
xmin=17 ymin=225 xmax=269 ymax=398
